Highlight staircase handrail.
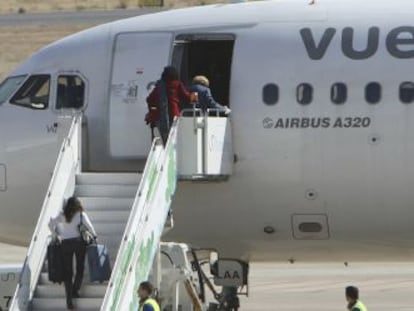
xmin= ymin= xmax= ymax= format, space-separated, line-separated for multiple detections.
xmin=101 ymin=119 xmax=179 ymax=311
xmin=10 ymin=115 xmax=82 ymax=311
xmin=100 ymin=136 xmax=164 ymax=310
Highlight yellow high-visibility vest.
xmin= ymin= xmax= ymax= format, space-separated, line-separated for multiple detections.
xmin=139 ymin=298 xmax=160 ymax=311
xmin=351 ymin=300 xmax=367 ymax=311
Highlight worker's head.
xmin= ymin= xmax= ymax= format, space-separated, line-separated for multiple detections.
xmin=138 ymin=281 xmax=154 ymax=300
xmin=192 ymin=75 xmax=210 ymax=87
xmin=161 ymin=66 xmax=179 ymax=82
xmin=345 ymin=286 xmax=359 ymax=303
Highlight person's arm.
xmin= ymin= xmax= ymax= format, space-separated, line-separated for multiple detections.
xmin=145 ymin=87 xmax=160 ymax=125
xmin=178 ymin=82 xmax=192 ymax=104
xmin=146 ymin=86 xmax=159 ymax=108
xmin=204 ymin=88 xmax=231 ymax=115
xmin=204 ymin=88 xmax=225 ymax=110
xmin=82 ymin=212 xmax=97 ymax=236
xmin=48 ymin=213 xmax=63 ymax=233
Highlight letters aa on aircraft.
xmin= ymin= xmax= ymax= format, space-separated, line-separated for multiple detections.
xmin=222 ymin=270 xmax=241 ymax=280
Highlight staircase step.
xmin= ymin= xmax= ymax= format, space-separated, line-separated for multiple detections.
xmin=31 ymin=297 xmax=102 ymax=310
xmin=98 ymin=233 xmax=123 ymax=245
xmin=76 ymin=173 xmax=141 ymax=186
xmin=94 ymin=222 xmax=125 ymax=236
xmin=88 ymin=210 xmax=130 ymax=223
xmin=75 ymin=184 xmax=137 ymax=198
xmin=98 ymin=235 xmax=122 ymax=255
xmin=34 ymin=284 xmax=106 ymax=298
xmin=38 ymin=273 xmax=109 ymax=286
xmin=79 ymin=197 xmax=134 ymax=212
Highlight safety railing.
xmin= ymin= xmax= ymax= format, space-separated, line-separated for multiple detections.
xmin=181 ymin=108 xmax=204 ymax=134
xmin=10 ymin=115 xmax=82 ymax=311
xmin=177 ymin=109 xmax=233 ymax=179
xmin=101 ymin=119 xmax=178 ymax=311
xmin=203 ymin=109 xmax=233 ymax=177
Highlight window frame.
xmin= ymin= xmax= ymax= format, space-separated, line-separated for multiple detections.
xmin=365 ymin=82 xmax=382 ymax=104
xmin=399 ymin=81 xmax=414 ymax=104
xmin=262 ymin=83 xmax=279 ymax=106
xmin=331 ymin=82 xmax=347 ymax=105
xmin=9 ymin=74 xmax=51 ymax=110
xmin=53 ymin=72 xmax=88 ymax=113
xmin=296 ymin=83 xmax=313 ymax=105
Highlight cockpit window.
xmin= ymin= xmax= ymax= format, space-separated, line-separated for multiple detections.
xmin=56 ymin=75 xmax=85 ymax=110
xmin=0 ymin=75 xmax=27 ymax=104
xmin=10 ymin=75 xmax=50 ymax=110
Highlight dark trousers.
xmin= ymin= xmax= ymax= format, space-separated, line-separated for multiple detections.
xmin=61 ymin=238 xmax=86 ymax=304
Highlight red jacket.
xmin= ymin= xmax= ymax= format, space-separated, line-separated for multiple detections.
xmin=146 ymin=80 xmax=191 ymax=123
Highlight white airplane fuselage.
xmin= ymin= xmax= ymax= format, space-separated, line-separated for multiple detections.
xmin=1 ymin=0 xmax=414 ymax=262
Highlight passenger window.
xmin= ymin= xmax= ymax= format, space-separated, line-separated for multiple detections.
xmin=56 ymin=75 xmax=85 ymax=110
xmin=331 ymin=83 xmax=347 ymax=105
xmin=400 ymin=82 xmax=414 ymax=104
xmin=10 ymin=75 xmax=50 ymax=110
xmin=297 ymin=83 xmax=313 ymax=105
xmin=262 ymin=84 xmax=279 ymax=105
xmin=365 ymin=82 xmax=381 ymax=104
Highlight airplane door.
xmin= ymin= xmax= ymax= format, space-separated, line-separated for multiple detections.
xmin=109 ymin=32 xmax=173 ymax=158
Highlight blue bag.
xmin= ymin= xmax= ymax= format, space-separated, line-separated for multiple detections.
xmin=87 ymin=243 xmax=111 ymax=283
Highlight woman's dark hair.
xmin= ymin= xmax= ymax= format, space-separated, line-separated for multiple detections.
xmin=161 ymin=66 xmax=179 ymax=82
xmin=63 ymin=197 xmax=83 ymax=223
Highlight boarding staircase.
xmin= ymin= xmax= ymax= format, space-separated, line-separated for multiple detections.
xmin=10 ymin=109 xmax=233 ymax=311
xmin=31 ymin=173 xmax=140 ymax=310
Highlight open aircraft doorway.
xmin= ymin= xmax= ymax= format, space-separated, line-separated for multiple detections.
xmin=172 ymin=34 xmax=235 ymax=109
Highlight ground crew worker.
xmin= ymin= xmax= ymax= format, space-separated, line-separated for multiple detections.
xmin=137 ymin=281 xmax=160 ymax=311
xmin=345 ymin=286 xmax=368 ymax=311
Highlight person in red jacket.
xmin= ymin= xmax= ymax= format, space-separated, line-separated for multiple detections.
xmin=146 ymin=66 xmax=193 ymax=144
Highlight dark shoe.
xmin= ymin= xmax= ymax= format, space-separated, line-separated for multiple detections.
xmin=67 ymin=299 xmax=74 ymax=310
